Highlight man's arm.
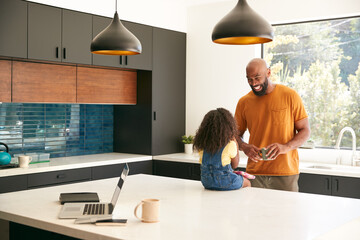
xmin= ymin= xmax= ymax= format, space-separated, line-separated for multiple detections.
xmin=266 ymin=118 xmax=311 ymax=159
xmin=237 ymin=130 xmax=262 ymax=162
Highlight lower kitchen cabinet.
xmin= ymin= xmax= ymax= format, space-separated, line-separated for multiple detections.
xmin=0 ymin=161 xmax=153 ymax=193
xmin=0 ymin=175 xmax=27 ymax=194
xmin=92 ymin=161 xmax=153 ymax=180
xmin=27 ymin=168 xmax=92 ymax=189
xmin=331 ymin=176 xmax=360 ymax=198
xmin=299 ymin=173 xmax=360 ymax=199
xmin=299 ymin=173 xmax=332 ymax=196
xmin=10 ymin=222 xmax=80 ymax=240
xmin=153 ymin=160 xmax=200 ymax=181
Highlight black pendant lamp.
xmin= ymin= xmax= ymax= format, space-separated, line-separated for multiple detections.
xmin=212 ymin=0 xmax=273 ymax=45
xmin=91 ymin=0 xmax=142 ymax=55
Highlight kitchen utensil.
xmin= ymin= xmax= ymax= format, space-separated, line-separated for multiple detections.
xmin=0 ymin=142 xmax=11 ymax=165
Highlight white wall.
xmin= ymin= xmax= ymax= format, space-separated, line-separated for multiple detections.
xmin=186 ymin=0 xmax=360 ymax=135
xmin=25 ymin=0 xmax=360 ymax=137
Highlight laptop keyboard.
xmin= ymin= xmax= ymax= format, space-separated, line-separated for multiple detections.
xmin=83 ymin=203 xmax=105 ymax=215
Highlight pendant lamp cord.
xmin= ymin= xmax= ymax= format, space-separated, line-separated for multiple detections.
xmin=115 ymin=0 xmax=117 ymax=12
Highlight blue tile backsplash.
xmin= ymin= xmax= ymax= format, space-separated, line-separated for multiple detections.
xmin=0 ymin=103 xmax=113 ymax=159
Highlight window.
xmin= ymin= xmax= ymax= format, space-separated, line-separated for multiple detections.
xmin=263 ymin=16 xmax=360 ymax=150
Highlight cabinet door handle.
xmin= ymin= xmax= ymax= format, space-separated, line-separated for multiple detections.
xmin=120 ymin=56 xmax=122 ymax=65
xmin=125 ymin=56 xmax=128 ymax=65
xmin=63 ymin=48 xmax=66 ymax=59
xmin=153 ymin=111 xmax=156 ymax=121
xmin=56 ymin=47 xmax=59 ymax=58
xmin=56 ymin=174 xmax=66 ymax=179
xmin=335 ymin=179 xmax=339 ymax=192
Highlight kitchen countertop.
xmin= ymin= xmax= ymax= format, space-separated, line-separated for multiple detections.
xmin=0 ymin=153 xmax=152 ymax=178
xmin=0 ymin=174 xmax=360 ymax=240
xmin=1 ymin=151 xmax=360 ymax=179
xmin=154 ymin=153 xmax=360 ymax=178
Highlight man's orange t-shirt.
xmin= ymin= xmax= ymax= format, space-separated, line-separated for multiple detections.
xmin=235 ymin=84 xmax=308 ymax=176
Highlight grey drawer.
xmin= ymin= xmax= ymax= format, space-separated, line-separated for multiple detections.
xmin=92 ymin=161 xmax=153 ymax=180
xmin=27 ymin=168 xmax=92 ymax=188
xmin=0 ymin=175 xmax=27 ymax=193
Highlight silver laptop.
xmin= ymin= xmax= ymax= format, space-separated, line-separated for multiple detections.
xmin=58 ymin=163 xmax=129 ymax=219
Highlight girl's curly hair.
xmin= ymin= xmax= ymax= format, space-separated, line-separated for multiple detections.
xmin=193 ymin=108 xmax=239 ymax=155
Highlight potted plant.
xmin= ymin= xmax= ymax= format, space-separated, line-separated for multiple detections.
xmin=182 ymin=135 xmax=194 ymax=154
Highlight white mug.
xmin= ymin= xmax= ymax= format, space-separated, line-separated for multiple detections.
xmin=18 ymin=156 xmax=32 ymax=168
xmin=134 ymin=199 xmax=160 ymax=223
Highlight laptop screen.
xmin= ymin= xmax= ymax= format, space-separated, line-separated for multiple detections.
xmin=110 ymin=163 xmax=129 ymax=207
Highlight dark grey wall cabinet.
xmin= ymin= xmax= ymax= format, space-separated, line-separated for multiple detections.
xmin=114 ymin=29 xmax=186 ymax=155
xmin=299 ymin=173 xmax=360 ymax=199
xmin=92 ymin=15 xmax=118 ymax=67
xmin=114 ymin=71 xmax=152 ymax=155
xmin=92 ymin=16 xmax=152 ymax=70
xmin=28 ymin=3 xmax=62 ymax=62
xmin=122 ymin=21 xmax=153 ymax=70
xmin=152 ymin=28 xmax=186 ymax=155
xmin=61 ymin=10 xmax=92 ymax=64
xmin=28 ymin=3 xmax=92 ymax=64
xmin=0 ymin=0 xmax=28 ymax=58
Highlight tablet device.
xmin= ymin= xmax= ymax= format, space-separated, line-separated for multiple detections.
xmin=59 ymin=192 xmax=100 ymax=205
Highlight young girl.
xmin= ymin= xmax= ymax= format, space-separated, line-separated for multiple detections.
xmin=193 ymin=108 xmax=251 ymax=191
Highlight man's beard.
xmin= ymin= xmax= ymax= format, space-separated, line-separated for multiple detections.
xmin=251 ymin=77 xmax=269 ymax=96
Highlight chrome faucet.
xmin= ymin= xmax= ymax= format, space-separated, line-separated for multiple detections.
xmin=335 ymin=127 xmax=359 ymax=166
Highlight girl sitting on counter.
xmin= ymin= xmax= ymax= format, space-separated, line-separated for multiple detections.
xmin=193 ymin=108 xmax=251 ymax=191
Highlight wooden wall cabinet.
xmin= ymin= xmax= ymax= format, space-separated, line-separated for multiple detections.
xmin=28 ymin=3 xmax=92 ymax=64
xmin=92 ymin=16 xmax=153 ymax=70
xmin=0 ymin=0 xmax=27 ymax=59
xmin=0 ymin=60 xmax=11 ymax=102
xmin=12 ymin=61 xmax=76 ymax=103
xmin=77 ymin=67 xmax=137 ymax=104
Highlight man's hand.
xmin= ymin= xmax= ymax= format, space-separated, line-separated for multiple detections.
xmin=241 ymin=143 xmax=262 ymax=162
xmin=265 ymin=143 xmax=291 ymax=160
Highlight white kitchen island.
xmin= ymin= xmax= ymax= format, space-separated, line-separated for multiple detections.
xmin=1 ymin=174 xmax=360 ymax=240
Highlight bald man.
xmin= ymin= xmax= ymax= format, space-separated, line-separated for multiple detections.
xmin=234 ymin=58 xmax=310 ymax=192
